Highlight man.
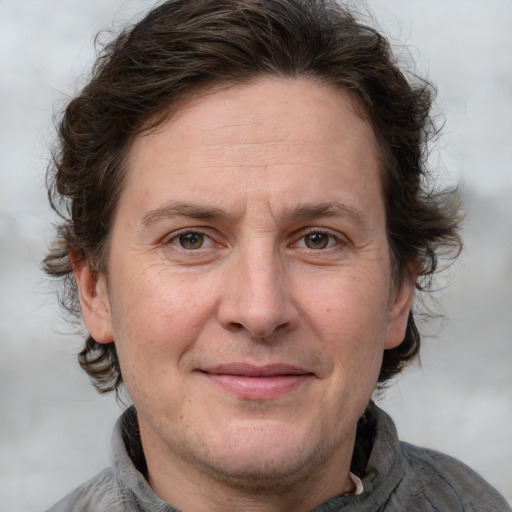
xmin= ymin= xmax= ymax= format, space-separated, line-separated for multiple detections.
xmin=43 ymin=0 xmax=510 ymax=510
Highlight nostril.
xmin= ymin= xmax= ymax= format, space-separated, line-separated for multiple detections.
xmin=227 ymin=321 xmax=244 ymax=332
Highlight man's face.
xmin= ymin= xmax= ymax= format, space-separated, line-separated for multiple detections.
xmin=80 ymin=79 xmax=413 ymax=494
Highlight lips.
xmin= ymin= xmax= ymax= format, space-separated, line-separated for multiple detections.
xmin=198 ymin=363 xmax=314 ymax=400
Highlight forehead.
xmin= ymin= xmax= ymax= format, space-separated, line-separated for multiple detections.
xmin=120 ymin=78 xmax=382 ymax=223
xmin=142 ymin=78 xmax=376 ymax=157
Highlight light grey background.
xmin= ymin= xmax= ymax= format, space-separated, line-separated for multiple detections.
xmin=1 ymin=1 xmax=511 ymax=510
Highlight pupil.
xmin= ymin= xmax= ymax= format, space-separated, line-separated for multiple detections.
xmin=306 ymin=233 xmax=328 ymax=249
xmin=179 ymin=233 xmax=203 ymax=249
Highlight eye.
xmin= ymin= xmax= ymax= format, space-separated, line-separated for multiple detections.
xmin=304 ymin=232 xmax=331 ymax=249
xmin=171 ymin=231 xmax=211 ymax=250
xmin=296 ymin=231 xmax=339 ymax=250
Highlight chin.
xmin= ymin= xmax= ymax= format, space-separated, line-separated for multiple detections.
xmin=194 ymin=450 xmax=320 ymax=494
xmin=186 ymin=422 xmax=341 ymax=493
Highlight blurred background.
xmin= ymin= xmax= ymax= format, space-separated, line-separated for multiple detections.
xmin=1 ymin=0 xmax=510 ymax=509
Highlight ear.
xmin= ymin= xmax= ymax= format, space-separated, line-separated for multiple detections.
xmin=384 ymin=268 xmax=417 ymax=350
xmin=70 ymin=252 xmax=114 ymax=344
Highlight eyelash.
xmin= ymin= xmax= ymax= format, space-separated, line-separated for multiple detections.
xmin=167 ymin=230 xmax=214 ymax=251
xmin=292 ymin=229 xmax=341 ymax=251
xmin=166 ymin=228 xmax=342 ymax=252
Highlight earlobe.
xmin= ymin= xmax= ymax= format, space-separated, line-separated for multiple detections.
xmin=70 ymin=252 xmax=114 ymax=344
xmin=384 ymin=270 xmax=417 ymax=350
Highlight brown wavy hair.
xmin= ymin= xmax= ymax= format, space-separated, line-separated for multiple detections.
xmin=44 ymin=0 xmax=462 ymax=393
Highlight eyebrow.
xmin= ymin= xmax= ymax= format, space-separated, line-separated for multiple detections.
xmin=140 ymin=200 xmax=367 ymax=228
xmin=283 ymin=202 xmax=367 ymax=226
xmin=141 ymin=201 xmax=239 ymax=227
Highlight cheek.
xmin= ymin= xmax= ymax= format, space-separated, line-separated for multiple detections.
xmin=304 ymin=275 xmax=390 ymax=365
xmin=108 ymin=269 xmax=217 ymax=377
xmin=307 ymin=270 xmax=389 ymax=325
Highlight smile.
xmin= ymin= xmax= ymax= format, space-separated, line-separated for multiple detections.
xmin=198 ymin=363 xmax=315 ymax=400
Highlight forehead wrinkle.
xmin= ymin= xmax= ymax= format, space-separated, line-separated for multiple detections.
xmin=194 ymin=140 xmax=305 ymax=150
xmin=187 ymin=141 xmax=342 ymax=174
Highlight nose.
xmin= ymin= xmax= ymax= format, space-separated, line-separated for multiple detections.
xmin=217 ymin=244 xmax=300 ymax=339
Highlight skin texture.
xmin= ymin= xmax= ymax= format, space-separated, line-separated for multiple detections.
xmin=74 ymin=78 xmax=415 ymax=512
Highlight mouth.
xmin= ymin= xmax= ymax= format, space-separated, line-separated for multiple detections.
xmin=198 ymin=363 xmax=315 ymax=400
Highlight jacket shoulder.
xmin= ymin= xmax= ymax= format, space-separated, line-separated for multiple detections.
xmin=44 ymin=468 xmax=138 ymax=512
xmin=395 ymin=442 xmax=511 ymax=511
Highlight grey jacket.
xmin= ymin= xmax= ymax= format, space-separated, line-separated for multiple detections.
xmin=46 ymin=404 xmax=511 ymax=511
